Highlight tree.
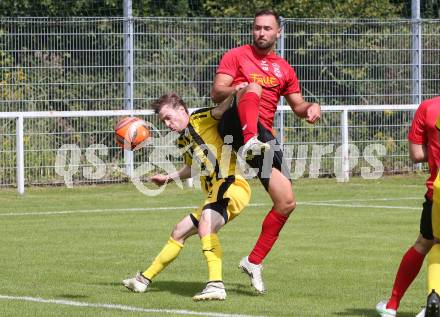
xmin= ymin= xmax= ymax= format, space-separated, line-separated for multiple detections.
xmin=0 ymin=0 xmax=121 ymax=17
xmin=397 ymin=0 xmax=440 ymax=18
xmin=202 ymin=0 xmax=402 ymax=19
xmin=0 ymin=0 xmax=405 ymax=18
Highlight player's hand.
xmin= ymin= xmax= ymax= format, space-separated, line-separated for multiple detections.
xmin=306 ymin=103 xmax=321 ymax=124
xmin=149 ymin=174 xmax=169 ymax=186
xmin=234 ymin=82 xmax=249 ymax=94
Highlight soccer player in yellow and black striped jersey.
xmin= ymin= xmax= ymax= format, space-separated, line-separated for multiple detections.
xmin=122 ymin=92 xmax=250 ymax=301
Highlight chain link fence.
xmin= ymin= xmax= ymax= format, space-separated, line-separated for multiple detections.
xmin=1 ymin=17 xmax=438 ymax=187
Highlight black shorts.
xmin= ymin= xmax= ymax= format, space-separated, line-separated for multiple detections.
xmin=218 ymin=101 xmax=291 ymax=191
xmin=420 ymin=195 xmax=434 ymax=240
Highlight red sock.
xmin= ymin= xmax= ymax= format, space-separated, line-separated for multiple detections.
xmin=248 ymin=209 xmax=289 ymax=265
xmin=236 ymin=92 xmax=260 ymax=143
xmin=386 ymin=246 xmax=425 ymax=310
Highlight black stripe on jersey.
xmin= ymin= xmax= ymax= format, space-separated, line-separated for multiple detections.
xmin=217 ymin=176 xmax=235 ymax=200
xmin=201 ymin=175 xmax=213 ymax=193
xmin=177 ymin=137 xmax=190 ymax=148
xmin=202 ymin=176 xmax=235 ymax=223
xmin=190 ymin=108 xmax=210 ymax=123
xmin=177 ymin=133 xmax=194 ymax=165
xmin=187 ymin=123 xmax=221 ymax=180
xmin=191 ymin=107 xmax=212 ymax=116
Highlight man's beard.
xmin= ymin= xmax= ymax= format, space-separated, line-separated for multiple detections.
xmin=254 ymin=38 xmax=276 ymax=50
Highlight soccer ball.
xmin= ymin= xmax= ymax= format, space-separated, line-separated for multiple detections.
xmin=115 ymin=117 xmax=150 ymax=150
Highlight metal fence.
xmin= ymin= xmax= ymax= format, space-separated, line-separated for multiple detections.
xmin=1 ymin=17 xmax=438 ymax=190
xmin=0 ymin=105 xmax=417 ymax=194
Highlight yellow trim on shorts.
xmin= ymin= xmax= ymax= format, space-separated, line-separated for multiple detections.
xmin=433 ymin=172 xmax=440 ymax=240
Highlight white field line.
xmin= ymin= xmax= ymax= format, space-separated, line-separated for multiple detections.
xmin=0 ymin=198 xmax=422 ymax=217
xmin=305 ymin=197 xmax=421 ymax=203
xmin=0 ymin=204 xmax=268 ymax=217
xmin=0 ymin=294 xmax=267 ymax=317
xmin=299 ymin=202 xmax=420 ymax=210
xmin=0 ymin=206 xmax=201 ymax=217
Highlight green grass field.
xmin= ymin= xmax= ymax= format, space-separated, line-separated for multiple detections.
xmin=0 ymin=175 xmax=431 ymax=317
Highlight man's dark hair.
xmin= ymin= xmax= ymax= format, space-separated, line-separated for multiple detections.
xmin=150 ymin=92 xmax=188 ymax=114
xmin=254 ymin=9 xmax=281 ymax=27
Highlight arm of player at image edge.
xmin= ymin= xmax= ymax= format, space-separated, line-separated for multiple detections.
xmin=409 ymin=141 xmax=427 ymax=163
xmin=149 ymin=164 xmax=192 ymax=186
xmin=284 ymin=92 xmax=321 ymax=124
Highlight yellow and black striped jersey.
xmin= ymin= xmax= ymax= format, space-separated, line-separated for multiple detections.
xmin=177 ymin=107 xmax=243 ymax=193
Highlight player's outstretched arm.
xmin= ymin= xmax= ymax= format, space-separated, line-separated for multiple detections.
xmin=150 ymin=164 xmax=192 ymax=186
xmin=211 ymin=94 xmax=234 ymax=119
xmin=285 ymin=92 xmax=320 ymax=124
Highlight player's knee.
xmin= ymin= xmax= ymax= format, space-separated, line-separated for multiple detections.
xmin=171 ymin=224 xmax=185 ymax=242
xmin=197 ymin=224 xmax=210 ymax=238
xmin=277 ymin=199 xmax=296 ymax=216
xmin=245 ymin=82 xmax=262 ymax=96
xmin=170 ymin=232 xmax=185 ymax=244
xmin=286 ymin=200 xmax=296 ymax=214
xmin=414 ymin=235 xmax=434 ymax=255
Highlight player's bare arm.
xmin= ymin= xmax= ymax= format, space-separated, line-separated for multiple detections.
xmin=211 ymin=94 xmax=234 ymax=119
xmin=211 ymin=73 xmax=248 ymax=103
xmin=150 ymin=164 xmax=192 ymax=185
xmin=409 ymin=141 xmax=428 ymax=163
xmin=285 ymin=92 xmax=321 ymax=124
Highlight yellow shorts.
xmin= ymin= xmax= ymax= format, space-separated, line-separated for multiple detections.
xmin=432 ymin=173 xmax=440 ymax=240
xmin=190 ymin=177 xmax=250 ymax=225
xmin=433 ymin=197 xmax=440 ymax=241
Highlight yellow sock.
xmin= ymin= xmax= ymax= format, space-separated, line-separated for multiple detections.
xmin=201 ymin=233 xmax=223 ymax=282
xmin=428 ymin=244 xmax=440 ymax=294
xmin=142 ymin=237 xmax=183 ymax=280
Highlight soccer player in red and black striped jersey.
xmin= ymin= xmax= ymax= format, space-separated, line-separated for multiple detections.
xmin=211 ymin=9 xmax=320 ymax=293
xmin=376 ymin=96 xmax=440 ymax=317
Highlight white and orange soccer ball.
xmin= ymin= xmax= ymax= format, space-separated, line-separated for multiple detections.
xmin=114 ymin=117 xmax=150 ymax=150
